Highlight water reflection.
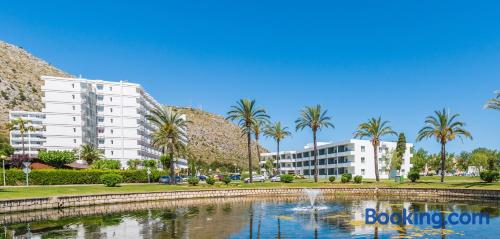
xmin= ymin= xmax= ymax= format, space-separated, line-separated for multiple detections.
xmin=0 ymin=196 xmax=498 ymax=239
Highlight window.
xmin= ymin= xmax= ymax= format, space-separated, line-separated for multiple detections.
xmin=361 ymin=146 xmax=365 ymax=152
xmin=72 ymin=95 xmax=75 ymax=99
xmin=98 ymin=139 xmax=104 ymax=144
xmin=296 ymin=162 xmax=302 ymax=167
xmin=97 ymin=106 xmax=104 ymax=112
xmin=361 ymin=157 xmax=365 ymax=163
xmin=110 ymin=97 xmax=113 ymax=102
xmin=361 ymin=169 xmax=365 ymax=175
xmin=111 ymin=129 xmax=114 ymax=134
xmin=292 ymin=154 xmax=296 ymax=159
xmin=98 ymin=128 xmax=104 ymax=133
xmin=303 ymin=152 xmax=309 ymax=157
xmin=297 ymin=153 xmax=302 ymax=158
xmin=328 ymin=158 xmax=335 ymax=164
xmin=72 ymin=117 xmax=76 ymax=121
xmin=98 ymin=117 xmax=104 ymax=122
xmin=72 ymin=83 xmax=75 ymax=88
xmin=73 ymin=139 xmax=76 ymax=143
xmin=328 ymin=168 xmax=335 ymax=175
xmin=319 ymin=149 xmax=325 ymax=155
xmin=319 ymin=159 xmax=326 ymax=165
xmin=319 ymin=169 xmax=326 ymax=175
xmin=111 ymin=140 xmax=114 ymax=145
xmin=97 ymin=95 xmax=104 ymax=101
xmin=328 ymin=147 xmax=334 ymax=154
xmin=109 ymin=86 xmax=113 ymax=91
xmin=110 ymin=108 xmax=113 ymax=113
xmin=111 ymin=150 xmax=114 ymax=155
xmin=304 ymin=161 xmax=310 ymax=166
xmin=303 ymin=169 xmax=310 ymax=175
xmin=73 ymin=128 xmax=76 ymax=133
xmin=97 ymin=84 xmax=103 ymax=90
xmin=72 ymin=105 xmax=76 ymax=111
xmin=110 ymin=118 xmax=114 ymax=123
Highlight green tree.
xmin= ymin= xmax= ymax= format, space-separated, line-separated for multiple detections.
xmin=484 ymin=90 xmax=499 ymax=110
xmin=127 ymin=159 xmax=141 ymax=169
xmin=160 ymin=154 xmax=172 ymax=171
xmin=410 ymin=148 xmax=429 ymax=173
xmin=470 ymin=148 xmax=498 ymax=171
xmin=263 ymin=159 xmax=274 ymax=176
xmin=0 ymin=142 xmax=14 ymax=157
xmin=295 ymin=105 xmax=334 ymax=182
xmin=39 ymin=150 xmax=76 ymax=168
xmin=391 ymin=133 xmax=407 ymax=172
xmin=354 ymin=117 xmax=396 ymax=181
xmin=455 ymin=151 xmax=471 ymax=173
xmin=79 ymin=144 xmax=103 ymax=165
xmin=226 ymin=99 xmax=269 ymax=183
xmin=264 ymin=121 xmax=291 ymax=175
xmin=147 ymin=106 xmax=189 ymax=185
xmin=416 ymin=108 xmax=472 ymax=182
xmin=5 ymin=118 xmax=36 ymax=155
xmin=251 ymin=118 xmax=268 ymax=171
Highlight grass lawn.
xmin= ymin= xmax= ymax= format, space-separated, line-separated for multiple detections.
xmin=0 ymin=176 xmax=498 ymax=200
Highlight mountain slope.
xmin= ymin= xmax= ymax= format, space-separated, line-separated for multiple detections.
xmin=0 ymin=40 xmax=264 ymax=167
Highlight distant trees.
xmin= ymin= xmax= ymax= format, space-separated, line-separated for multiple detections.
xmin=264 ymin=121 xmax=291 ymax=175
xmin=391 ymin=133 xmax=407 ymax=173
xmin=79 ymin=144 xmax=103 ymax=164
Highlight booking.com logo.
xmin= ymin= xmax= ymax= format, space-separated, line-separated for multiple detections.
xmin=365 ymin=208 xmax=490 ymax=228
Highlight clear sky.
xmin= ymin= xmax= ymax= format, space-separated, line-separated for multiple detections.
xmin=1 ymin=1 xmax=499 ymax=153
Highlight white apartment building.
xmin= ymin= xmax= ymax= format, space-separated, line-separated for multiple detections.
xmin=41 ymin=75 xmax=163 ymax=167
xmin=260 ymin=139 xmax=413 ymax=179
xmin=8 ymin=111 xmax=46 ymax=157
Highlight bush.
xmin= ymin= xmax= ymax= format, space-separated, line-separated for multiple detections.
xmin=354 ymin=175 xmax=362 ymax=183
xmin=280 ymin=174 xmax=294 ymax=183
xmin=408 ymin=170 xmax=420 ymax=182
xmin=100 ymin=173 xmax=123 ymax=187
xmin=222 ymin=175 xmax=232 ymax=185
xmin=142 ymin=159 xmax=158 ymax=169
xmin=480 ymin=170 xmax=499 ymax=183
xmin=341 ymin=173 xmax=352 ymax=183
xmin=187 ymin=176 xmax=200 ymax=186
xmin=206 ymin=176 xmax=216 ymax=185
xmin=39 ymin=151 xmax=75 ymax=168
xmin=91 ymin=160 xmax=121 ymax=170
xmin=127 ymin=159 xmax=141 ymax=170
xmin=328 ymin=176 xmax=336 ymax=183
xmin=4 ymin=169 xmax=165 ymax=185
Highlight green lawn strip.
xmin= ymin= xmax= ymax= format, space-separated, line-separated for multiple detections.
xmin=0 ymin=178 xmax=498 ymax=200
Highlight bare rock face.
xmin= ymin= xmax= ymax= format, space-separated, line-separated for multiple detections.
xmin=0 ymin=40 xmax=71 ymax=133
xmin=0 ymin=40 xmax=266 ymax=167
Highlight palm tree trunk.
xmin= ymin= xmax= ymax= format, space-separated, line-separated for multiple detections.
xmin=374 ymin=143 xmax=379 ymax=182
xmin=440 ymin=143 xmax=446 ymax=183
xmin=21 ymin=132 xmax=25 ymax=155
xmin=313 ymin=130 xmax=318 ymax=183
xmin=277 ymin=140 xmax=280 ymax=175
xmin=247 ymin=127 xmax=253 ymax=183
xmin=169 ymin=149 xmax=176 ymax=185
xmin=255 ymin=136 xmax=261 ymax=176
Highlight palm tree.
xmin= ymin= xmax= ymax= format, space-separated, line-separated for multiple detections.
xmin=147 ymin=106 xmax=189 ymax=185
xmin=226 ymin=99 xmax=269 ymax=183
xmin=5 ymin=118 xmax=36 ymax=155
xmin=264 ymin=121 xmax=291 ymax=175
xmin=354 ymin=117 xmax=396 ymax=181
xmin=295 ymin=105 xmax=334 ymax=182
xmin=416 ymin=108 xmax=472 ymax=182
xmin=252 ymin=119 xmax=268 ymax=171
xmin=485 ymin=90 xmax=499 ymax=110
xmin=79 ymin=144 xmax=103 ymax=164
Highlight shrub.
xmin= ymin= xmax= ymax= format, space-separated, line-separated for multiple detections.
xmin=187 ymin=176 xmax=200 ymax=186
xmin=408 ymin=170 xmax=420 ymax=182
xmin=142 ymin=159 xmax=158 ymax=169
xmin=341 ymin=173 xmax=352 ymax=183
xmin=206 ymin=176 xmax=216 ymax=185
xmin=280 ymin=174 xmax=294 ymax=183
xmin=91 ymin=160 xmax=121 ymax=170
xmin=39 ymin=151 xmax=75 ymax=168
xmin=100 ymin=173 xmax=123 ymax=187
xmin=480 ymin=170 xmax=499 ymax=183
xmin=4 ymin=169 xmax=164 ymax=185
xmin=328 ymin=176 xmax=336 ymax=183
xmin=354 ymin=175 xmax=362 ymax=183
xmin=222 ymin=175 xmax=232 ymax=185
xmin=127 ymin=159 xmax=141 ymax=170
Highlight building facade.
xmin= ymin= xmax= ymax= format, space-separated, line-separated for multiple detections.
xmin=41 ymin=76 xmax=163 ymax=167
xmin=8 ymin=111 xmax=46 ymax=157
xmin=260 ymin=139 xmax=413 ymax=179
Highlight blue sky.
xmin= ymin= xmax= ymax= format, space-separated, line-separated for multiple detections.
xmin=1 ymin=1 xmax=499 ymax=153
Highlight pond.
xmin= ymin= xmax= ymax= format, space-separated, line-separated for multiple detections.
xmin=0 ymin=194 xmax=498 ymax=238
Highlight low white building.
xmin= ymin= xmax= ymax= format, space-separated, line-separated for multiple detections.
xmin=8 ymin=111 xmax=46 ymax=157
xmin=260 ymin=139 xmax=413 ymax=179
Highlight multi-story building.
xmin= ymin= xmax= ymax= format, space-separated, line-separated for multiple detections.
xmin=41 ymin=75 xmax=164 ymax=167
xmin=259 ymin=139 xmax=413 ymax=179
xmin=8 ymin=111 xmax=46 ymax=157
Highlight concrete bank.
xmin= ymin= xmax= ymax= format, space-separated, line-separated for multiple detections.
xmin=1 ymin=187 xmax=499 ymax=213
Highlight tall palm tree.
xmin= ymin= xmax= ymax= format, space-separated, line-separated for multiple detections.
xmin=226 ymin=99 xmax=269 ymax=183
xmin=79 ymin=144 xmax=103 ymax=164
xmin=147 ymin=106 xmax=189 ymax=185
xmin=5 ymin=118 xmax=36 ymax=155
xmin=252 ymin=119 xmax=268 ymax=171
xmin=295 ymin=105 xmax=334 ymax=182
xmin=264 ymin=121 xmax=291 ymax=175
xmin=354 ymin=117 xmax=396 ymax=181
xmin=416 ymin=108 xmax=472 ymax=183
xmin=485 ymin=90 xmax=499 ymax=110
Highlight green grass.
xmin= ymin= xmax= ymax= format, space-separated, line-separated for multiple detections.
xmin=0 ymin=176 xmax=498 ymax=200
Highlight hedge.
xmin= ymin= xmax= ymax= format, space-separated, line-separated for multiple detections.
xmin=4 ymin=169 xmax=167 ymax=186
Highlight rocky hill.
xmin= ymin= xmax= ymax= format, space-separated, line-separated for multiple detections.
xmin=0 ymin=40 xmax=264 ymax=167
